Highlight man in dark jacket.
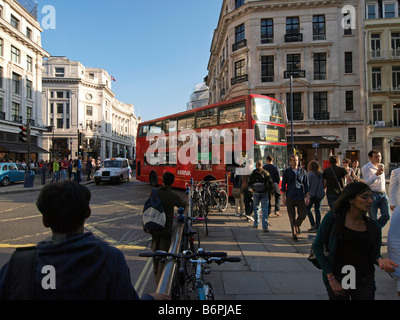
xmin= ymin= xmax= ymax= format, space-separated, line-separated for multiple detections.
xmin=281 ymin=154 xmax=310 ymax=241
xmin=249 ymin=160 xmax=274 ymax=231
xmin=151 ymin=172 xmax=186 ymax=283
xmin=0 ymin=181 xmax=169 ymax=300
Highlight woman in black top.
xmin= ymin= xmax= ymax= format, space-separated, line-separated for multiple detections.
xmin=313 ymin=182 xmax=398 ymax=300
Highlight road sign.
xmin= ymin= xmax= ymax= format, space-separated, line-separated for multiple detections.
xmin=312 ymin=142 xmax=319 ymax=148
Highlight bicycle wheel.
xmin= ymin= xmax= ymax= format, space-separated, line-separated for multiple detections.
xmin=218 ymin=189 xmax=228 ymax=212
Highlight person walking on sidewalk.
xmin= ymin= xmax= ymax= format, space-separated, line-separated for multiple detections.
xmin=249 ymin=160 xmax=274 ymax=231
xmin=281 ymin=154 xmax=310 ymax=241
xmin=306 ymin=160 xmax=325 ymax=232
xmin=313 ymin=182 xmax=398 ymax=300
xmin=323 ymin=155 xmax=352 ymax=210
xmin=263 ymin=155 xmax=281 ymax=217
xmin=361 ymin=150 xmax=390 ymax=228
xmin=230 ymin=166 xmax=245 ymax=217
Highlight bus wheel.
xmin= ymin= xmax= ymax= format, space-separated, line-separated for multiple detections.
xmin=149 ymin=172 xmax=158 ymax=187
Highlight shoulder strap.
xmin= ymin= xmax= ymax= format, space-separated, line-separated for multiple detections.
xmin=5 ymin=246 xmax=38 ymax=300
xmin=330 ymin=166 xmax=342 ymax=191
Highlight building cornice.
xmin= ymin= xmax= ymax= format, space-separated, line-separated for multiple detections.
xmin=0 ymin=18 xmax=49 ymax=57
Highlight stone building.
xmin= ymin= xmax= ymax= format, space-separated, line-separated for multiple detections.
xmin=0 ymin=0 xmax=49 ymax=162
xmin=42 ymin=56 xmax=139 ymax=161
xmin=206 ymin=0 xmax=368 ymax=166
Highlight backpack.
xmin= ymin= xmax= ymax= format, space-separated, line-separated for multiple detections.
xmin=142 ymin=189 xmax=166 ymax=234
xmin=251 ymin=171 xmax=267 ymax=192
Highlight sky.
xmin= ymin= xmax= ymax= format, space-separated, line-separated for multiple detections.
xmin=38 ymin=0 xmax=223 ymax=122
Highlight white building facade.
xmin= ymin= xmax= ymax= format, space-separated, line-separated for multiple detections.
xmin=42 ymin=56 xmax=139 ymax=161
xmin=0 ymin=0 xmax=49 ymax=162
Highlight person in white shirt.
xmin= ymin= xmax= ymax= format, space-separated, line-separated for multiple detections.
xmin=387 ymin=205 xmax=400 ymax=297
xmin=389 ymin=167 xmax=400 ymax=211
xmin=361 ymin=150 xmax=390 ymax=228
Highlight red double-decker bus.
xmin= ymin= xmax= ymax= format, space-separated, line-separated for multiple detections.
xmin=135 ymin=94 xmax=287 ymax=191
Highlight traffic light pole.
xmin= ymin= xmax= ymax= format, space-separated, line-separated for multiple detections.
xmin=27 ymin=122 xmax=31 ymax=168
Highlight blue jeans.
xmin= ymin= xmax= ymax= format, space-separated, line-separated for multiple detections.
xmin=306 ymin=197 xmax=322 ymax=228
xmin=370 ymin=192 xmax=391 ymax=228
xmin=253 ymin=192 xmax=269 ymax=229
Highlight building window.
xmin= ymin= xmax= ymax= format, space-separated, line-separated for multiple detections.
xmin=27 ymin=56 xmax=33 ymax=72
xmin=56 ymin=91 xmax=63 ymax=98
xmin=261 ymin=56 xmax=274 ymax=82
xmin=348 ymin=128 xmax=356 ymax=142
xmin=372 ymin=67 xmax=382 ymax=91
xmin=371 ymin=34 xmax=381 ymax=58
xmin=312 ymin=15 xmax=325 ymax=40
xmin=0 ymin=66 xmax=3 ymax=88
xmin=86 ymin=105 xmax=93 ymax=116
xmin=235 ymin=24 xmax=245 ymax=43
xmin=313 ymin=92 xmax=329 ymax=120
xmin=286 ymin=54 xmax=301 ymax=72
xmin=392 ymin=66 xmax=400 ymax=90
xmin=12 ymin=72 xmax=20 ymax=94
xmin=0 ymin=38 xmax=3 ymax=56
xmin=57 ymin=118 xmax=63 ymax=129
xmin=55 ymin=67 xmax=65 ymax=77
xmin=286 ymin=92 xmax=303 ymax=120
xmin=261 ymin=19 xmax=273 ymax=44
xmin=11 ymin=46 xmax=20 ymax=64
xmin=26 ymin=27 xmax=32 ymax=39
xmin=57 ymin=103 xmax=63 ymax=114
xmin=235 ymin=0 xmax=244 ymax=9
xmin=392 ymin=32 xmax=400 ymax=57
xmin=27 ymin=106 xmax=32 ymax=120
xmin=345 ymin=91 xmax=354 ymax=111
xmin=286 ymin=17 xmax=299 ymax=35
xmin=26 ymin=80 xmax=32 ymax=99
xmin=345 ymin=52 xmax=353 ymax=73
xmin=383 ymin=2 xmax=396 ymax=18
xmin=343 ymin=12 xmax=352 ymax=35
xmin=12 ymin=102 xmax=19 ymax=118
xmin=10 ymin=15 xmax=19 ymax=29
xmin=367 ymin=4 xmax=377 ymax=19
xmin=373 ymin=104 xmax=383 ymax=122
xmin=314 ymin=53 xmax=326 ymax=80
xmin=394 ymin=103 xmax=400 ymax=127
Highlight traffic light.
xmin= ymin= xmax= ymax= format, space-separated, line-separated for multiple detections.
xmin=18 ymin=126 xmax=28 ymax=143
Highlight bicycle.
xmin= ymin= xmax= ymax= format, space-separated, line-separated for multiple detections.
xmin=187 ymin=182 xmax=209 ymax=236
xmin=139 ymin=249 xmax=241 ymax=300
xmin=204 ymin=181 xmax=229 ymax=213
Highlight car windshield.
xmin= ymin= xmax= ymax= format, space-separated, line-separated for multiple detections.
xmin=104 ymin=160 xmax=122 ymax=168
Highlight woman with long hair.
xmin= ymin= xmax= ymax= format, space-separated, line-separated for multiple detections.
xmin=306 ymin=160 xmax=325 ymax=232
xmin=313 ymin=182 xmax=398 ymax=300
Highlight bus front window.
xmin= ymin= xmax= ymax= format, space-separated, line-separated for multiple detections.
xmin=254 ymin=145 xmax=288 ymax=172
xmin=252 ymin=98 xmax=285 ymax=124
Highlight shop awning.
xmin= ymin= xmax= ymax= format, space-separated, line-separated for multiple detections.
xmin=0 ymin=142 xmax=49 ymax=153
xmin=291 ymin=135 xmax=341 ymax=146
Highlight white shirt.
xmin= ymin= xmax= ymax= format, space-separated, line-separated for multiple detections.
xmin=361 ymin=162 xmax=386 ymax=193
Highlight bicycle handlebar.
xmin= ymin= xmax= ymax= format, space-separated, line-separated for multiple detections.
xmin=139 ymin=250 xmax=228 ymax=259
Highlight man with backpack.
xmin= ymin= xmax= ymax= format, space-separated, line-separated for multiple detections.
xmin=281 ymin=154 xmax=310 ymax=241
xmin=249 ymin=160 xmax=275 ymax=231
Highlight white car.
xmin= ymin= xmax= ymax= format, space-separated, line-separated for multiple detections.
xmin=94 ymin=158 xmax=130 ymax=185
